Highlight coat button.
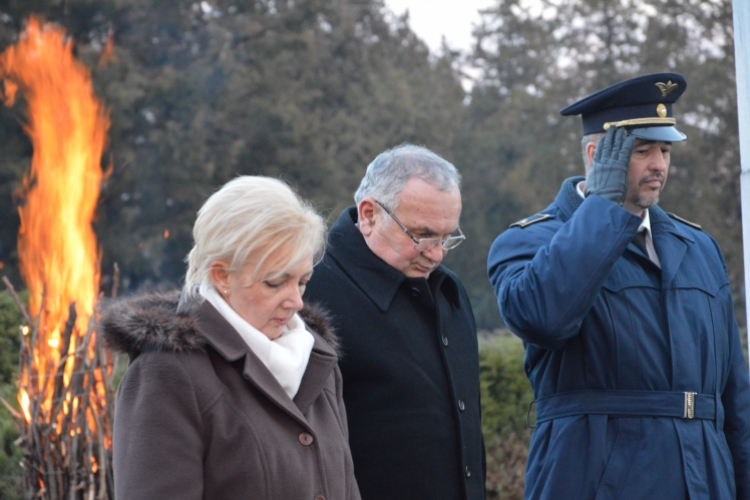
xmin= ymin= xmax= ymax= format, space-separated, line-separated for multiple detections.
xmin=299 ymin=432 xmax=314 ymax=446
xmin=458 ymin=399 xmax=465 ymax=411
xmin=410 ymin=287 xmax=421 ymax=297
xmin=315 ymin=497 xmax=325 ymax=500
xmin=465 ymin=466 xmax=471 ymax=478
xmin=442 ymin=335 xmax=449 ymax=347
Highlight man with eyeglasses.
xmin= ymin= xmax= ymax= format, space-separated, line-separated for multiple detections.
xmin=306 ymin=144 xmax=486 ymax=500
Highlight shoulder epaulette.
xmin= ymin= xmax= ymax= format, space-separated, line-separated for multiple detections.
xmin=509 ymin=213 xmax=553 ymax=229
xmin=667 ymin=212 xmax=702 ymax=231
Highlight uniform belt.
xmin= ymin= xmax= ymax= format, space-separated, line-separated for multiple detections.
xmin=532 ymin=390 xmax=717 ymax=426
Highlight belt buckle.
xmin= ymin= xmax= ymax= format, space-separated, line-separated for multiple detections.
xmin=683 ymin=392 xmax=697 ymax=419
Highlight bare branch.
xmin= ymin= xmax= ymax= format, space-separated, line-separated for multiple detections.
xmin=2 ymin=275 xmax=32 ymax=324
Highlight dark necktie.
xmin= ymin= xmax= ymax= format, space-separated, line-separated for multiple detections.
xmin=633 ymin=230 xmax=648 ymax=255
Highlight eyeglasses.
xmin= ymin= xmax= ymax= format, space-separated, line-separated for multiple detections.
xmin=374 ymin=200 xmax=465 ymax=252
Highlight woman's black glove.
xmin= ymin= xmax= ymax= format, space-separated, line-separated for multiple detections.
xmin=584 ymin=127 xmax=636 ymax=205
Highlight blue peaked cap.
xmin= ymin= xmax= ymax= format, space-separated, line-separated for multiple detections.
xmin=560 ymin=72 xmax=687 ymax=142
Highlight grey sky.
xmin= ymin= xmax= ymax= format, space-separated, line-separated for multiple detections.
xmin=383 ymin=0 xmax=495 ymax=54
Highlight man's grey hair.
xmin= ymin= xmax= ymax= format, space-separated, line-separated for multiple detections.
xmin=581 ymin=132 xmax=606 ymax=172
xmin=354 ymin=143 xmax=461 ymax=210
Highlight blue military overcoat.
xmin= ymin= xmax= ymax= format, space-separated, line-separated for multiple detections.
xmin=488 ymin=177 xmax=750 ymax=500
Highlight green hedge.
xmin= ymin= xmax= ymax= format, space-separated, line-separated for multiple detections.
xmin=479 ymin=332 xmax=533 ymax=500
xmin=0 ymin=291 xmax=24 ymax=499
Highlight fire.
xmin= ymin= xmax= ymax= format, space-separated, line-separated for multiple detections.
xmin=1 ymin=16 xmax=108 ymax=414
xmin=99 ymin=27 xmax=116 ymax=68
xmin=1 ymin=16 xmax=115 ymax=498
xmin=1 ymin=77 xmax=18 ymax=105
xmin=19 ymin=387 xmax=31 ymax=422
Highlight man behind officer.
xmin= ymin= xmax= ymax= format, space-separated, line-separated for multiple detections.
xmin=488 ymin=73 xmax=750 ymax=499
xmin=306 ymin=144 xmax=485 ymax=500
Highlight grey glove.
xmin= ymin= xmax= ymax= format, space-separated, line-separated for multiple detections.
xmin=584 ymin=126 xmax=636 ymax=205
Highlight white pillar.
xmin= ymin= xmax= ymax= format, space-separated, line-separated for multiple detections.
xmin=734 ymin=0 xmax=750 ymax=368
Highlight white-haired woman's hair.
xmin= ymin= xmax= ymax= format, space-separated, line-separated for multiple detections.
xmin=354 ymin=143 xmax=461 ymax=211
xmin=182 ymin=176 xmax=326 ymax=302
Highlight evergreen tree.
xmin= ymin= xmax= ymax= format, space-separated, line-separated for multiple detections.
xmin=0 ymin=0 xmax=466 ymax=292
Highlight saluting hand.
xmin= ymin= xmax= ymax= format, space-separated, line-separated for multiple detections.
xmin=584 ymin=127 xmax=636 ymax=205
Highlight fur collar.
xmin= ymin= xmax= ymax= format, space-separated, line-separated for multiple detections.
xmin=100 ymin=290 xmax=339 ymax=356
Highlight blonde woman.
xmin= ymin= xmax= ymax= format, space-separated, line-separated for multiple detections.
xmin=102 ymin=176 xmax=360 ymax=500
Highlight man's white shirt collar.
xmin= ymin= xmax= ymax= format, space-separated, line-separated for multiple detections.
xmin=576 ymin=181 xmax=661 ymax=268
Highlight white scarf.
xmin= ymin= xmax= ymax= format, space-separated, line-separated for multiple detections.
xmin=199 ymin=283 xmax=314 ymax=399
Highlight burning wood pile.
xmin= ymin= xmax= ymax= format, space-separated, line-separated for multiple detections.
xmin=0 ymin=17 xmax=115 ymax=499
xmin=3 ymin=276 xmax=116 ymax=499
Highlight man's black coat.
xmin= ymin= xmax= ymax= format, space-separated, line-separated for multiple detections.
xmin=305 ymin=207 xmax=486 ymax=500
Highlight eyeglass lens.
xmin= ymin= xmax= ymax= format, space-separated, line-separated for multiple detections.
xmin=374 ymin=199 xmax=464 ymax=252
xmin=414 ymin=236 xmax=463 ymax=252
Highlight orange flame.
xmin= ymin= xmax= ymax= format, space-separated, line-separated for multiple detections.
xmin=0 ymin=17 xmax=109 ymax=421
xmin=1 ymin=78 xmax=18 ymax=105
xmin=98 ymin=28 xmax=116 ymax=69
xmin=19 ymin=387 xmax=31 ymax=422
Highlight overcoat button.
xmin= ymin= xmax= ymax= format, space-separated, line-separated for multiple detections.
xmin=465 ymin=466 xmax=471 ymax=478
xmin=442 ymin=335 xmax=449 ymax=347
xmin=315 ymin=496 xmax=325 ymax=500
xmin=410 ymin=287 xmax=420 ymax=297
xmin=458 ymin=399 xmax=465 ymax=411
xmin=299 ymin=432 xmax=314 ymax=446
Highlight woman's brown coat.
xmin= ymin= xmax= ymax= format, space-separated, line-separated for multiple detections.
xmin=101 ymin=291 xmax=360 ymax=500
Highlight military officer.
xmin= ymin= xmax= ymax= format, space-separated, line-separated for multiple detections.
xmin=487 ymin=73 xmax=750 ymax=499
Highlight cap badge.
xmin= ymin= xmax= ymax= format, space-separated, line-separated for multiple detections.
xmin=655 ymin=81 xmax=678 ymax=97
xmin=656 ymin=103 xmax=667 ymax=117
